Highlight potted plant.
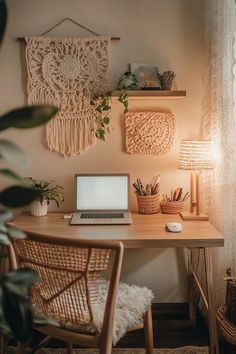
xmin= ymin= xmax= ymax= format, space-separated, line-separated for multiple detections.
xmin=157 ymin=70 xmax=176 ymax=90
xmin=24 ymin=178 xmax=64 ymax=216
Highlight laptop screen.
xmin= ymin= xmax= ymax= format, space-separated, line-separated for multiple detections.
xmin=76 ymin=174 xmax=129 ymax=211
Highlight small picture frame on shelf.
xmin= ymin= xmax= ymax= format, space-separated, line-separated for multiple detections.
xmin=130 ymin=62 xmax=160 ymax=90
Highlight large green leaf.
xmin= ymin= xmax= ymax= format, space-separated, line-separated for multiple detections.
xmin=0 ymin=0 xmax=7 ymax=45
xmin=0 ymin=168 xmax=24 ymax=182
xmin=3 ymin=269 xmax=40 ymax=288
xmin=0 ymin=139 xmax=28 ymax=168
xmin=0 ymin=223 xmax=7 ymax=232
xmin=2 ymin=289 xmax=33 ymax=343
xmin=0 ymin=186 xmax=39 ymax=208
xmin=0 ymin=209 xmax=12 ymax=222
xmin=7 ymin=226 xmax=25 ymax=239
xmin=0 ymin=106 xmax=58 ymax=131
xmin=0 ymin=232 xmax=10 ymax=245
xmin=34 ymin=314 xmax=58 ymax=327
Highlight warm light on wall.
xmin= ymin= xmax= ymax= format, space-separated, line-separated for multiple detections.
xmin=178 ymin=140 xmax=214 ymax=220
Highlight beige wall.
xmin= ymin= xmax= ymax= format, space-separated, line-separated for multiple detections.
xmin=0 ymin=0 xmax=204 ymax=302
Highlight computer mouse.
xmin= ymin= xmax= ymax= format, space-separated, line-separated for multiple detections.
xmin=165 ymin=222 xmax=182 ymax=233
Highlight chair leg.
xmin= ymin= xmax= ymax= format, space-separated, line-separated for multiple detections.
xmin=144 ymin=306 xmax=154 ymax=354
xmin=16 ymin=342 xmax=25 ymax=354
xmin=99 ymin=336 xmax=113 ymax=354
xmin=67 ymin=342 xmax=73 ymax=354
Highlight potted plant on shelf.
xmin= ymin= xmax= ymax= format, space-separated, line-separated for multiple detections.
xmin=24 ymin=178 xmax=64 ymax=216
xmin=157 ymin=70 xmax=176 ymax=90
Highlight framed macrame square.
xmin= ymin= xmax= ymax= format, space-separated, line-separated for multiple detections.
xmin=125 ymin=111 xmax=175 ymax=155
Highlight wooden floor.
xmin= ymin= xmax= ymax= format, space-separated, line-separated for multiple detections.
xmin=117 ymin=303 xmax=209 ymax=349
xmin=9 ymin=303 xmax=235 ymax=353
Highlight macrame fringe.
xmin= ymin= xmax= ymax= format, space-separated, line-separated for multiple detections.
xmin=28 ymin=87 xmax=96 ymax=157
xmin=45 ymin=118 xmax=96 ymax=158
xmin=28 ymin=88 xmax=60 ymax=107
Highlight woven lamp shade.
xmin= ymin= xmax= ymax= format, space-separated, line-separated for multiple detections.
xmin=178 ymin=140 xmax=214 ymax=170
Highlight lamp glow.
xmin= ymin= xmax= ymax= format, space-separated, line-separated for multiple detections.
xmin=178 ymin=140 xmax=214 ymax=220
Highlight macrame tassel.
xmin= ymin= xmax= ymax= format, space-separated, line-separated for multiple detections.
xmin=28 ymin=87 xmax=60 ymax=107
xmin=45 ymin=117 xmax=96 ymax=158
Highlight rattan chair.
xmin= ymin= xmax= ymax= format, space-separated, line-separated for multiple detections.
xmin=9 ymin=233 xmax=154 ymax=354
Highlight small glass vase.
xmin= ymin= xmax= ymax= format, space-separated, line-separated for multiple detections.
xmin=30 ymin=200 xmax=48 ymax=216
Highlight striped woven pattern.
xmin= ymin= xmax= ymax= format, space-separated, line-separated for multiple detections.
xmin=6 ymin=347 xmax=209 ymax=354
xmin=160 ymin=201 xmax=184 ymax=214
xmin=136 ymin=193 xmax=160 ymax=214
xmin=216 ymin=305 xmax=236 ymax=345
xmin=13 ymin=239 xmax=110 ymax=331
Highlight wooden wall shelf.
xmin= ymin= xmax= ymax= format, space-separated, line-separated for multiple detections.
xmin=112 ymin=90 xmax=186 ymax=99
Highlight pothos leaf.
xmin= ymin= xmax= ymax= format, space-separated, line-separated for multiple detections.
xmin=103 ymin=117 xmax=110 ymax=125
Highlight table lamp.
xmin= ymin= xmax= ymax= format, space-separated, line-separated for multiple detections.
xmin=178 ymin=140 xmax=214 ymax=220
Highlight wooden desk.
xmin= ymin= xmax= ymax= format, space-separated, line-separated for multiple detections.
xmin=12 ymin=212 xmax=224 ymax=354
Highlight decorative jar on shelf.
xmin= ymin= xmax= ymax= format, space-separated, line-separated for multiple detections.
xmin=161 ymin=79 xmax=174 ymax=91
xmin=158 ymin=70 xmax=176 ymax=91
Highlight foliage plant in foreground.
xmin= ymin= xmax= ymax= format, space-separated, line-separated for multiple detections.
xmin=0 ymin=0 xmax=58 ymax=346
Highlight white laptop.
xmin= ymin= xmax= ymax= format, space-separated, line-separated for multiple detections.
xmin=70 ymin=174 xmax=132 ymax=225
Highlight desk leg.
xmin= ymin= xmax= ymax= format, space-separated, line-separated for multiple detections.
xmin=188 ymin=248 xmax=197 ymax=321
xmin=204 ymin=248 xmax=219 ymax=354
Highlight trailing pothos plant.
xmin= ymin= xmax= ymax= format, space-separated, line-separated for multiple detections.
xmin=90 ymin=91 xmax=129 ymax=141
xmin=0 ymin=0 xmax=58 ymax=348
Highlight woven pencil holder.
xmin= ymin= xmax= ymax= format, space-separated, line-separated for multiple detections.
xmin=225 ymin=279 xmax=236 ymax=324
xmin=160 ymin=201 xmax=184 ymax=214
xmin=136 ymin=193 xmax=160 ymax=214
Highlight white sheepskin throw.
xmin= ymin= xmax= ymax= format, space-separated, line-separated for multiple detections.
xmin=52 ymin=280 xmax=154 ymax=345
xmin=25 ymin=36 xmax=110 ymax=157
xmin=125 ymin=111 xmax=175 ymax=155
xmin=92 ymin=281 xmax=154 ymax=345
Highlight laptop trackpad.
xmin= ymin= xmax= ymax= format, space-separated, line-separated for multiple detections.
xmin=92 ymin=219 xmax=113 ymax=224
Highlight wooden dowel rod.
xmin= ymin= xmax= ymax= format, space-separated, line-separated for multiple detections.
xmin=196 ymin=171 xmax=200 ymax=215
xmin=191 ymin=269 xmax=209 ymax=311
xmin=190 ymin=170 xmax=195 ymax=213
xmin=188 ymin=251 xmax=209 ymax=311
xmin=16 ymin=36 xmax=120 ymax=41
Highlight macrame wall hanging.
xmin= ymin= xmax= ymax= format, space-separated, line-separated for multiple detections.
xmin=125 ymin=111 xmax=175 ymax=155
xmin=25 ymin=36 xmax=110 ymax=157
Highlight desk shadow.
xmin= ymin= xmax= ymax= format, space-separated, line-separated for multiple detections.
xmin=120 ymin=247 xmax=188 ymax=300
xmin=122 ymin=247 xmax=166 ymax=274
xmin=122 ymin=247 xmax=187 ymax=275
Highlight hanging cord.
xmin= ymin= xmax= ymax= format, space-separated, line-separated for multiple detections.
xmin=41 ymin=17 xmax=100 ymax=36
xmin=17 ymin=17 xmax=120 ymax=41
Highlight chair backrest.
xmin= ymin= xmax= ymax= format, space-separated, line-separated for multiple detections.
xmin=10 ymin=233 xmax=124 ymax=335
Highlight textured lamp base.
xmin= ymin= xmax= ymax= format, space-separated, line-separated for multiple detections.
xmin=180 ymin=211 xmax=209 ymax=221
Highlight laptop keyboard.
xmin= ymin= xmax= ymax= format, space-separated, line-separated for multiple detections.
xmin=81 ymin=212 xmax=124 ymax=219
